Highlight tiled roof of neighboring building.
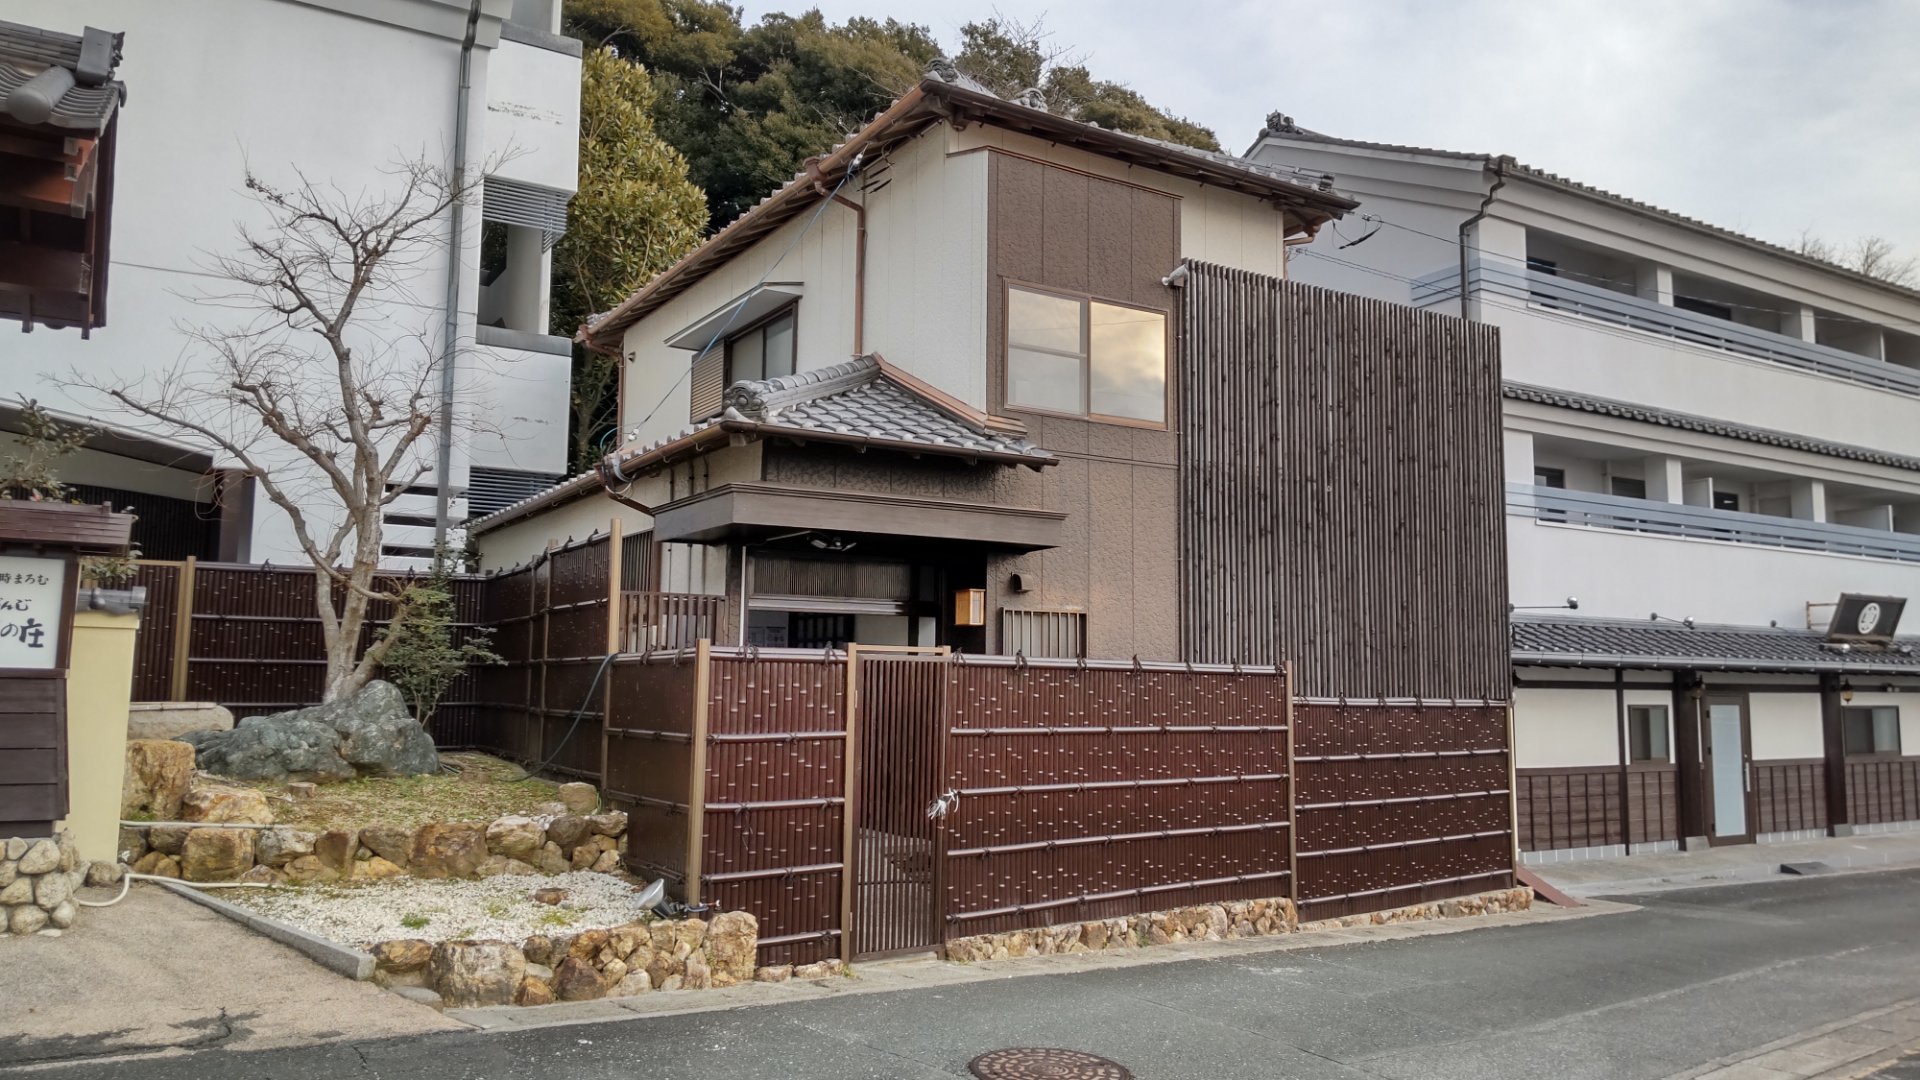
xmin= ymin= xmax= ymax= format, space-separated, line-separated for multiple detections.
xmin=1251 ymin=114 xmax=1920 ymax=306
xmin=1504 ymin=382 xmax=1920 ymax=472
xmin=1511 ymin=616 xmax=1920 ymax=675
xmin=0 ymin=20 xmax=125 ymax=133
xmin=466 ymin=355 xmax=1052 ymax=534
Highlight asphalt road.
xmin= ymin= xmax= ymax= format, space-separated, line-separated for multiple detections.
xmin=24 ymin=870 xmax=1920 ymax=1080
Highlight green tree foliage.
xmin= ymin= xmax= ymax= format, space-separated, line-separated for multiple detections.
xmin=0 ymin=397 xmax=90 ymax=501
xmin=551 ymin=48 xmax=709 ymax=472
xmin=378 ymin=545 xmax=503 ymax=727
xmin=561 ymin=2 xmax=1215 ymax=229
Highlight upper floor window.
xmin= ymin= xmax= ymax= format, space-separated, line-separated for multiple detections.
xmin=1006 ymin=285 xmax=1166 ymax=425
xmin=727 ymin=308 xmax=796 ymax=385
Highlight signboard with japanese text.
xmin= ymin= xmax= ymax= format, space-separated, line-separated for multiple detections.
xmin=0 ymin=554 xmax=67 ymax=670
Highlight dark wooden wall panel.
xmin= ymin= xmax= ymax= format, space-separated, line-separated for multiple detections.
xmin=1847 ymin=757 xmax=1920 ymax=825
xmin=1755 ymin=759 xmax=1828 ymax=834
xmin=0 ymin=676 xmax=65 ymax=837
xmin=1179 ymin=265 xmax=1507 ymax=700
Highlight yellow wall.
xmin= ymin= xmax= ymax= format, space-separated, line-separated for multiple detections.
xmin=59 ymin=609 xmax=138 ymax=862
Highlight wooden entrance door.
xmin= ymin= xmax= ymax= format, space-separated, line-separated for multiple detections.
xmin=844 ymin=645 xmax=949 ymax=960
xmin=1702 ymin=693 xmax=1756 ymax=845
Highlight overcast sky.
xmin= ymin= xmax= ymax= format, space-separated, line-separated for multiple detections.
xmin=738 ymin=0 xmax=1920 ymax=260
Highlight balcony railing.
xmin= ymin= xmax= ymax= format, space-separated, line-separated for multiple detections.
xmin=620 ymin=591 xmax=725 ymax=653
xmin=1414 ymin=263 xmax=1920 ymax=395
xmin=1509 ymin=483 xmax=1920 ymax=564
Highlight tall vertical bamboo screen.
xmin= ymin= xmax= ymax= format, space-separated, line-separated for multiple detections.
xmin=1178 ymin=265 xmax=1508 ymax=701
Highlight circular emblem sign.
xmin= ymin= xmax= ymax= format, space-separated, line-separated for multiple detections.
xmin=1859 ymin=602 xmax=1883 ymax=635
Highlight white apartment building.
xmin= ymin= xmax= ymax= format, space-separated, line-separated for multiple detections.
xmin=1250 ymin=115 xmax=1920 ymax=857
xmin=1 ymin=0 xmax=580 ymax=568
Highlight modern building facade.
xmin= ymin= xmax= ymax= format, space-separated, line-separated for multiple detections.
xmin=3 ymin=0 xmax=580 ymax=568
xmin=1248 ymin=114 xmax=1920 ymax=854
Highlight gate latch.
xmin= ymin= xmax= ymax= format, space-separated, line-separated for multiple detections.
xmin=927 ymin=789 xmax=961 ymax=820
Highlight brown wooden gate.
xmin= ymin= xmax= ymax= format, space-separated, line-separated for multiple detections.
xmin=845 ymin=645 xmax=949 ymax=959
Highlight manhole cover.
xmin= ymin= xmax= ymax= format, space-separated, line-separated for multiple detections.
xmin=968 ymin=1047 xmax=1134 ymax=1080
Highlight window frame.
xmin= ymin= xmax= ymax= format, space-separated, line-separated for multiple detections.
xmin=1626 ymin=703 xmax=1670 ymax=764
xmin=1002 ymin=281 xmax=1169 ymax=430
xmin=1841 ymin=704 xmax=1903 ymax=757
xmin=723 ymin=303 xmax=799 ymax=387
xmin=1533 ymin=466 xmax=1566 ymax=489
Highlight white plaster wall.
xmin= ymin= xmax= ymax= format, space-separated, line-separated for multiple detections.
xmin=6 ymin=0 xmax=576 ymax=566
xmin=463 ymin=343 xmax=572 ymax=474
xmin=862 ymin=133 xmax=990 ymax=408
xmin=1749 ymin=693 xmax=1825 ymax=759
xmin=484 ymin=38 xmax=580 ymax=193
xmin=1507 ymin=515 xmax=1920 ymax=628
xmin=619 ymin=206 xmax=858 ymax=447
xmin=1514 ymin=688 xmax=1620 ymax=768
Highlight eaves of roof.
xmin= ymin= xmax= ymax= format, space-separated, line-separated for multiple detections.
xmin=1504 ymin=382 xmax=1920 ymax=473
xmin=1252 ymin=125 xmax=1920 ymax=307
xmin=1510 ymin=616 xmax=1920 ymax=676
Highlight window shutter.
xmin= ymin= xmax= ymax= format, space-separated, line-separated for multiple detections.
xmin=690 ymin=349 xmax=725 ymax=420
xmin=1000 ymin=609 xmax=1086 ymax=658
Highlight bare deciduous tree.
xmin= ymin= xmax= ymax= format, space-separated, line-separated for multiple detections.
xmin=1794 ymin=229 xmax=1919 ymax=287
xmin=64 ymin=160 xmax=475 ymax=701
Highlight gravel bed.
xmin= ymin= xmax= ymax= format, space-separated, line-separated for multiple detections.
xmin=221 ymin=872 xmax=656 ymax=947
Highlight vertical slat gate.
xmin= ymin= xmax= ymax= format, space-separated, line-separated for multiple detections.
xmin=849 ymin=647 xmax=948 ymax=959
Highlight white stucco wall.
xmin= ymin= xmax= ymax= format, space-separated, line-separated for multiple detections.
xmin=9 ymin=0 xmax=577 ymax=566
xmin=484 ymin=38 xmax=579 ymax=192
xmin=1508 ymin=515 xmax=1920 ymax=628
xmin=1514 ymin=688 xmax=1620 ymax=768
xmin=1749 ymin=693 xmax=1825 ymax=759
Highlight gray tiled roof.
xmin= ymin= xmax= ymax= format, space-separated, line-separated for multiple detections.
xmin=1251 ymin=116 xmax=1920 ymax=305
xmin=724 ymin=356 xmax=1053 ymax=461
xmin=1505 ymin=382 xmax=1920 ymax=472
xmin=1512 ymin=616 xmax=1920 ymax=674
xmin=0 ymin=20 xmax=125 ymax=132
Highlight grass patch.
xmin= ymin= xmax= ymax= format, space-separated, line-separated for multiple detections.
xmin=241 ymin=751 xmax=560 ymax=831
xmin=535 ymin=908 xmax=580 ymax=929
xmin=400 ymin=912 xmax=431 ymax=930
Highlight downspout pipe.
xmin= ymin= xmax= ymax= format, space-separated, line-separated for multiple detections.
xmin=435 ymin=0 xmax=484 ymax=548
xmin=1457 ymin=156 xmax=1509 ymax=320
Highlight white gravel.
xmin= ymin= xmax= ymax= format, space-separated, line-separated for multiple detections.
xmin=222 ymin=872 xmax=656 ymax=947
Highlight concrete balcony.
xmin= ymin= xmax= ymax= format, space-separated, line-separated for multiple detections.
xmin=1510 ymin=483 xmax=1920 ymax=563
xmin=1416 ymin=263 xmax=1920 ymax=394
xmin=463 ymin=327 xmax=572 ymax=476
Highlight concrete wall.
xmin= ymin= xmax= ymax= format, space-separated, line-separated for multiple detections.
xmin=60 ymin=610 xmax=138 ymax=862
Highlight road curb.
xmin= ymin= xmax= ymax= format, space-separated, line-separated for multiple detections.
xmin=154 ymin=880 xmax=375 ymax=981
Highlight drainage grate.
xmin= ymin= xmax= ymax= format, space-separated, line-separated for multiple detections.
xmin=968 ymin=1048 xmax=1135 ymax=1080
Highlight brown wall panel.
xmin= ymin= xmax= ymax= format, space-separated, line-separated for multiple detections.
xmin=1847 ymin=757 xmax=1920 ymax=825
xmin=1178 ymin=265 xmax=1507 ymax=700
xmin=1755 ymin=759 xmax=1828 ymax=834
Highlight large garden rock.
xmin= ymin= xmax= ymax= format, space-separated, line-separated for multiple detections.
xmin=359 ymin=825 xmax=414 ymax=867
xmin=174 ymin=681 xmax=436 ymax=783
xmin=127 ymin=702 xmax=234 ymax=741
xmin=181 ymin=828 xmax=257 ymax=882
xmin=257 ymin=827 xmax=316 ymax=867
xmin=179 ymin=783 xmax=274 ymax=825
xmin=179 ymin=717 xmax=354 ymax=784
xmin=428 ymin=941 xmax=524 ymax=1008
xmin=122 ymin=739 xmax=196 ymax=820
xmin=485 ymin=817 xmax=543 ymax=860
xmin=705 ymin=911 xmax=758 ymax=986
xmin=410 ymin=823 xmax=485 ymax=879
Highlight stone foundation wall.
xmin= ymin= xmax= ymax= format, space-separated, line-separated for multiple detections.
xmin=944 ymin=888 xmax=1532 ymax=962
xmin=0 ymin=830 xmax=124 ymax=937
xmin=121 ymin=782 xmax=632 ymax=885
xmin=363 ymin=911 xmax=847 ymax=1008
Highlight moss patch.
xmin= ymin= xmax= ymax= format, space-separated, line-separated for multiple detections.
xmin=242 ymin=752 xmax=560 ymax=831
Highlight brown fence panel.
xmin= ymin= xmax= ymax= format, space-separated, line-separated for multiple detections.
xmin=473 ymin=562 xmax=539 ymax=758
xmin=697 ymin=648 xmax=848 ymax=967
xmin=849 ymin=650 xmax=947 ymax=959
xmin=130 ymin=561 xmax=184 ymax=702
xmin=605 ymin=652 xmax=705 ymax=896
xmin=939 ymin=658 xmax=1291 ymax=942
xmin=1294 ymin=701 xmax=1513 ymax=921
xmin=534 ymin=535 xmax=613 ymax=780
